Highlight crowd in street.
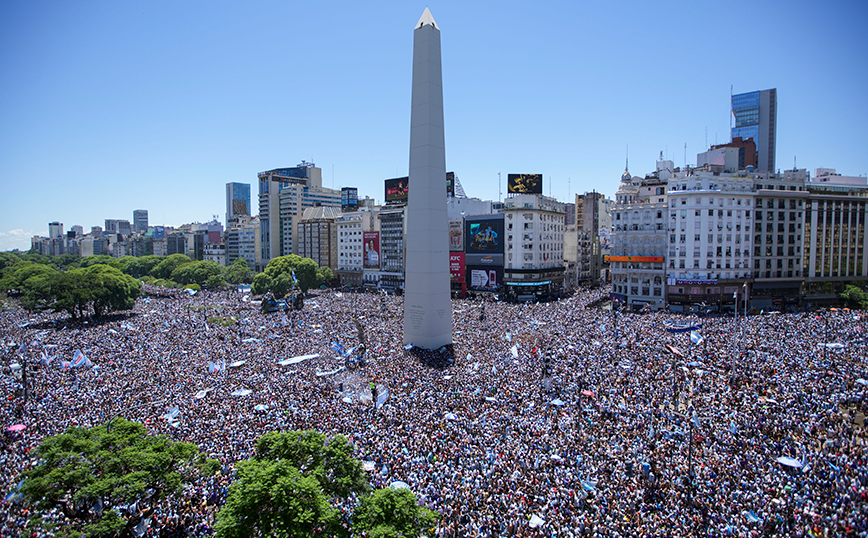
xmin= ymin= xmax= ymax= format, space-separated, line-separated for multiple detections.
xmin=1 ymin=283 xmax=866 ymax=537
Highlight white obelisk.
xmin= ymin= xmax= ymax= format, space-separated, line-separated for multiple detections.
xmin=403 ymin=8 xmax=452 ymax=350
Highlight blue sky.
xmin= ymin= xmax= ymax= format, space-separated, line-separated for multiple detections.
xmin=1 ymin=0 xmax=866 ymax=251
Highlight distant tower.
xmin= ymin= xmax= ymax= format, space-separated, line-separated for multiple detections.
xmin=225 ymin=182 xmax=252 ymax=226
xmin=133 ymin=209 xmax=149 ymax=233
xmin=403 ymin=8 xmax=452 ymax=350
xmin=731 ymin=88 xmax=777 ymax=172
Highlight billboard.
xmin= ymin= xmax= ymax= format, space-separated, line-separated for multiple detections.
xmin=385 ymin=177 xmax=409 ymax=204
xmin=467 ymin=265 xmax=502 ymax=290
xmin=446 ymin=171 xmax=455 ymax=196
xmin=507 ymin=174 xmax=543 ymax=194
xmin=465 ymin=216 xmax=504 ymax=254
xmin=449 ymin=252 xmax=465 ymax=281
xmin=448 ymin=219 xmax=464 ymax=251
xmin=363 ymin=232 xmax=380 ymax=268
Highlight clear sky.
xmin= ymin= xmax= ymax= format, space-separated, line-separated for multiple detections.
xmin=1 ymin=0 xmax=866 ymax=251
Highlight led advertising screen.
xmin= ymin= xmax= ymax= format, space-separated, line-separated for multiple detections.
xmin=363 ymin=232 xmax=380 ymax=268
xmin=507 ymin=174 xmax=543 ymax=194
xmin=465 ymin=216 xmax=504 ymax=254
xmin=467 ymin=265 xmax=502 ymax=290
xmin=385 ymin=177 xmax=409 ymax=204
xmin=448 ymin=219 xmax=464 ymax=251
xmin=446 ymin=171 xmax=455 ymax=196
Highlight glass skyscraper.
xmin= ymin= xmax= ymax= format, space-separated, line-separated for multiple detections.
xmin=731 ymin=88 xmax=777 ymax=172
xmin=225 ymin=182 xmax=252 ymax=227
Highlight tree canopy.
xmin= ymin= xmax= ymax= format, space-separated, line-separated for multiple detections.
xmin=214 ymin=430 xmax=437 ymax=537
xmin=353 ymin=487 xmax=439 ymax=538
xmin=0 ymin=261 xmax=140 ymax=318
xmin=19 ymin=418 xmax=218 ymax=538
xmin=149 ymin=253 xmax=193 ymax=280
xmin=214 ymin=430 xmax=369 ymax=538
xmin=252 ymin=255 xmax=328 ymax=295
xmin=170 ymin=260 xmax=224 ymax=286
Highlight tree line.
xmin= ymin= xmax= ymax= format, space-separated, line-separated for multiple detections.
xmin=0 ymin=251 xmax=336 ymax=318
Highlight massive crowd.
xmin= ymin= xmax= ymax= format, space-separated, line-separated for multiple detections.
xmin=1 ymin=284 xmax=866 ymax=537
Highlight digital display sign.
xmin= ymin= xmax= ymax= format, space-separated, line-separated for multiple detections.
xmin=446 ymin=171 xmax=455 ymax=196
xmin=385 ymin=177 xmax=409 ymax=204
xmin=465 ymin=216 xmax=504 ymax=254
xmin=507 ymin=174 xmax=543 ymax=194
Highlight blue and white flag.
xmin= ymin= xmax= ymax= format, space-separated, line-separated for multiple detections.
xmin=690 ymin=330 xmax=703 ymax=345
xmin=71 ymin=350 xmax=91 ymax=368
xmin=207 ymin=361 xmax=224 ymax=374
xmin=18 ymin=342 xmax=26 ymax=355
xmin=730 ymin=421 xmax=737 ymax=435
xmin=291 ymin=269 xmax=297 ymax=284
xmin=332 ymin=342 xmax=348 ymax=357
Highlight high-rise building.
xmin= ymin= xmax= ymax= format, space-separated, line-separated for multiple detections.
xmin=257 ymin=162 xmax=341 ymax=265
xmin=296 ymin=206 xmax=342 ymax=272
xmin=105 ymin=219 xmax=132 ymax=236
xmin=403 ymin=8 xmax=452 ymax=349
xmin=133 ymin=210 xmax=149 ymax=233
xmin=48 ymin=221 xmax=63 ymax=239
xmin=731 ymin=88 xmax=777 ymax=172
xmin=226 ymin=183 xmax=252 ymax=226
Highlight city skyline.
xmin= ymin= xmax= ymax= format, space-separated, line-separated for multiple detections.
xmin=2 ymin=1 xmax=867 ymax=251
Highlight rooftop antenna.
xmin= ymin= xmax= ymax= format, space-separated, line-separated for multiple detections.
xmin=794 ymin=156 xmax=797 ymax=171
xmin=730 ymin=85 xmax=733 ymax=133
xmin=498 ymin=172 xmax=501 ymax=202
xmin=684 ymin=143 xmax=687 ymax=168
xmin=625 ymin=144 xmax=629 ymax=173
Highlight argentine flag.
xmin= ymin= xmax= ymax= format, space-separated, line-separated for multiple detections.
xmin=689 ymin=330 xmax=703 ymax=345
xmin=71 ymin=350 xmax=91 ymax=368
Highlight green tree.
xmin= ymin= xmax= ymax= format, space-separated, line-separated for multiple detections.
xmin=353 ymin=488 xmax=439 ymax=538
xmin=71 ymin=265 xmax=141 ymax=317
xmin=214 ymin=430 xmax=369 ymax=538
xmin=214 ymin=460 xmax=340 ymax=538
xmin=150 ymin=253 xmax=193 ymax=280
xmin=79 ymin=255 xmax=121 ymax=269
xmin=0 ymin=251 xmax=22 ymax=270
xmin=271 ymin=273 xmax=295 ymax=299
xmin=251 ymin=273 xmax=273 ymax=296
xmin=206 ymin=274 xmax=228 ymax=289
xmin=261 ymin=255 xmax=319 ymax=293
xmin=840 ymin=284 xmax=868 ymax=309
xmin=0 ymin=262 xmax=59 ymax=310
xmin=19 ymin=418 xmax=218 ymax=538
xmin=317 ymin=266 xmax=335 ymax=288
xmin=224 ymin=258 xmax=252 ymax=285
xmin=170 ymin=260 xmax=223 ymax=285
xmin=123 ymin=255 xmax=164 ymax=278
xmin=51 ymin=254 xmax=82 ymax=270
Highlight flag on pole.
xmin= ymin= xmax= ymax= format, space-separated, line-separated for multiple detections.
xmin=291 ymin=269 xmax=297 ymax=284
